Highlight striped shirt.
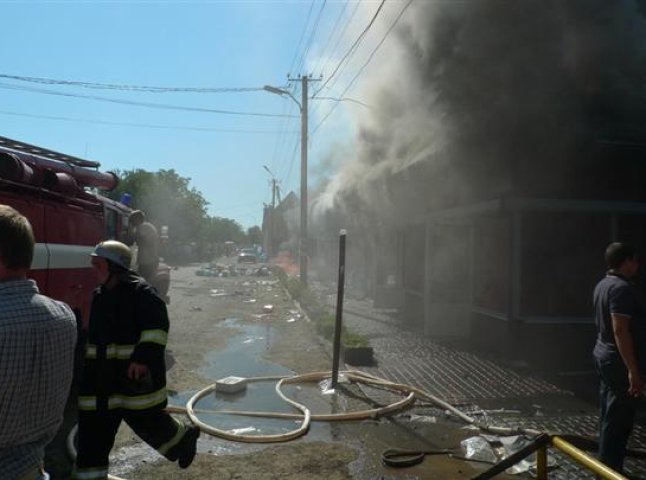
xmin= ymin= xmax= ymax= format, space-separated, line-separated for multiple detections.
xmin=0 ymin=279 xmax=77 ymax=480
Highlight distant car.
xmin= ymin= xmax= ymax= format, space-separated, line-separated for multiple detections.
xmin=238 ymin=248 xmax=257 ymax=263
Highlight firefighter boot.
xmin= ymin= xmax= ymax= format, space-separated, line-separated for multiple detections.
xmin=177 ymin=426 xmax=200 ymax=468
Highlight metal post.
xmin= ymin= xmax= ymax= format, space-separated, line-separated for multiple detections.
xmin=270 ymin=179 xmax=276 ymax=256
xmin=331 ymin=229 xmax=347 ymax=388
xmin=263 ymin=165 xmax=278 ymax=257
xmin=551 ymin=436 xmax=628 ymax=480
xmin=536 ymin=445 xmax=548 ymax=480
xmin=263 ymin=78 xmax=319 ymax=284
xmin=300 ymin=76 xmax=309 ymax=285
xmin=471 ymin=434 xmax=550 ymax=480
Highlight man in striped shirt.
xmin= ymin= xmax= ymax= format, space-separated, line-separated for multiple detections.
xmin=0 ymin=205 xmax=77 ymax=480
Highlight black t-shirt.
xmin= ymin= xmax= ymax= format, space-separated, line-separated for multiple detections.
xmin=593 ymin=273 xmax=646 ymax=368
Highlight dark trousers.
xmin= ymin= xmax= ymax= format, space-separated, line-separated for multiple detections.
xmin=74 ymin=408 xmax=184 ymax=478
xmin=596 ymin=358 xmax=637 ymax=472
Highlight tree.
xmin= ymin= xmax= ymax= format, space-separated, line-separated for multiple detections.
xmin=108 ymin=169 xmax=208 ymax=245
xmin=204 ymin=217 xmax=246 ymax=245
xmin=106 ymin=168 xmax=255 ymax=262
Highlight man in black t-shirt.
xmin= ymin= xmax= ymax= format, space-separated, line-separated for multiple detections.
xmin=593 ymin=242 xmax=644 ymax=473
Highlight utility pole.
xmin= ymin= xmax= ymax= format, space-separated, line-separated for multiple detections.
xmin=263 ymin=165 xmax=278 ymax=257
xmin=299 ymin=75 xmax=309 ymax=285
xmin=271 ymin=177 xmax=277 ymax=209
xmin=269 ymin=177 xmax=276 ymax=257
xmin=290 ymin=75 xmax=319 ymax=285
xmin=264 ymin=75 xmax=320 ymax=285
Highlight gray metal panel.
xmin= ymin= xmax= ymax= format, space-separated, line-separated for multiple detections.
xmin=423 ymin=197 xmax=646 ymax=222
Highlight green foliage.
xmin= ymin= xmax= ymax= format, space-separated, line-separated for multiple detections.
xmin=204 ymin=217 xmax=246 ymax=245
xmin=274 ymin=267 xmax=369 ymax=348
xmin=106 ymin=168 xmax=253 ymax=257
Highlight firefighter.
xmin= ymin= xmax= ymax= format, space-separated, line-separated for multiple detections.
xmin=73 ymin=241 xmax=198 ymax=479
xmin=128 ymin=210 xmax=159 ymax=285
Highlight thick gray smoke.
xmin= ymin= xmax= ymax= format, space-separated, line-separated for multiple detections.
xmin=312 ymin=0 xmax=646 ymax=228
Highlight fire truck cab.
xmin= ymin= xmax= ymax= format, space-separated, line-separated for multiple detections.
xmin=0 ymin=135 xmax=169 ymax=330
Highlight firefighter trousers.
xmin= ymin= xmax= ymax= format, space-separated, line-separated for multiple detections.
xmin=73 ymin=409 xmax=188 ymax=480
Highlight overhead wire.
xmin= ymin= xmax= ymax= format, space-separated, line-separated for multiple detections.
xmin=0 ymin=82 xmax=296 ymax=118
xmin=293 ymin=0 xmax=327 ymax=76
xmin=282 ymin=133 xmax=301 ymax=193
xmin=308 ymin=0 xmax=376 ymax=121
xmin=311 ymin=0 xmax=350 ymax=77
xmin=0 ymin=109 xmax=299 ymax=134
xmin=0 ymin=73 xmax=264 ymax=93
xmin=266 ymin=83 xmax=299 ymax=196
xmin=319 ymin=0 xmax=361 ymax=79
xmin=308 ymin=0 xmax=361 ymax=122
xmin=312 ymin=96 xmax=372 ymax=109
xmin=312 ymin=0 xmax=386 ymax=99
xmin=288 ymin=0 xmax=316 ymax=76
xmin=283 ymin=0 xmax=331 ymax=196
xmin=313 ymin=0 xmax=361 ymax=107
xmin=269 ymin=101 xmax=299 ymax=193
xmin=312 ymin=0 xmax=415 ymax=136
xmin=266 ymin=1 xmax=315 ymax=198
xmin=270 ymin=0 xmax=323 ymax=198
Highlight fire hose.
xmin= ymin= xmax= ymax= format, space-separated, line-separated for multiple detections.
xmin=66 ymin=368 xmax=543 ymax=478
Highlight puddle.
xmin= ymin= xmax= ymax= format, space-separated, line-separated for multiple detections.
xmin=167 ymin=318 xmax=334 ymax=453
xmin=110 ymin=318 xmax=350 ymax=471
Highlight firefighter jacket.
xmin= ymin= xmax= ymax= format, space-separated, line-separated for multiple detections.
xmin=78 ymin=273 xmax=169 ymax=412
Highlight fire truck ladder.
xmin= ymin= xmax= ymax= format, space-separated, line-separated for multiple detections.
xmin=0 ymin=135 xmax=100 ymax=169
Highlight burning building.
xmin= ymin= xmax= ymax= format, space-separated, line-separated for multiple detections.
xmin=310 ymin=1 xmax=646 ymax=374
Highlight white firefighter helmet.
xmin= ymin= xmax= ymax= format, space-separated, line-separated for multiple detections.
xmin=91 ymin=240 xmax=132 ymax=270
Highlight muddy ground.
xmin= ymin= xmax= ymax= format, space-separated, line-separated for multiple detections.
xmin=84 ymin=261 xmax=523 ymax=480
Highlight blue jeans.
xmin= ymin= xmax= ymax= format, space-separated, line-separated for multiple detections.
xmin=595 ymin=357 xmax=637 ymax=473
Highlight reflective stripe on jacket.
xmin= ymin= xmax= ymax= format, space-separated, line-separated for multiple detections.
xmin=79 ymin=273 xmax=169 ymax=413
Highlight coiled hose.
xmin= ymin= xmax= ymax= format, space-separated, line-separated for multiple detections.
xmin=67 ymin=368 xmax=542 ymax=478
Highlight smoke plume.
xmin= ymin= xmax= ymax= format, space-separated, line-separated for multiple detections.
xmin=312 ymin=0 xmax=646 ymax=228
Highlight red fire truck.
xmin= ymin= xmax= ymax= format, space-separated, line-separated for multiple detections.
xmin=0 ymin=135 xmax=169 ymax=329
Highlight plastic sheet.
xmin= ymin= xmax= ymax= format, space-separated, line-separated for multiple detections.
xmin=460 ymin=436 xmax=498 ymax=463
xmin=461 ymin=435 xmax=559 ymax=475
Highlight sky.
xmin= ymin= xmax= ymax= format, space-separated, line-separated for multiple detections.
xmin=0 ymin=0 xmax=406 ymax=229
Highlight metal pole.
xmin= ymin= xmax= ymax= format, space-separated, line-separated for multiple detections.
xmin=300 ymin=76 xmax=308 ymax=285
xmin=331 ymin=229 xmax=347 ymax=388
xmin=471 ymin=434 xmax=550 ymax=480
xmin=535 ymin=445 xmax=548 ymax=480
xmin=551 ymin=436 xmax=628 ymax=480
xmin=270 ymin=179 xmax=276 ymax=256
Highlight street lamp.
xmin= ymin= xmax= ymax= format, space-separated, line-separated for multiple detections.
xmin=264 ymin=82 xmax=309 ymax=285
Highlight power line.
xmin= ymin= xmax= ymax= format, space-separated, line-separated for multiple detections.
xmin=294 ymin=0 xmax=328 ymax=76
xmin=341 ymin=0 xmax=414 ymax=96
xmin=0 ymin=109 xmax=299 ymax=134
xmin=309 ymin=0 xmax=360 ymax=120
xmin=312 ymin=0 xmax=414 ymax=135
xmin=312 ymin=96 xmax=372 ymax=109
xmin=288 ymin=0 xmax=316 ymax=76
xmin=313 ymin=0 xmax=386 ymax=98
xmin=312 ymin=0 xmax=350 ymax=76
xmin=283 ymin=133 xmax=301 ymax=192
xmin=0 ymin=73 xmax=265 ymax=93
xmin=0 ymin=82 xmax=297 ymax=118
xmin=318 ymin=0 xmax=360 ymax=79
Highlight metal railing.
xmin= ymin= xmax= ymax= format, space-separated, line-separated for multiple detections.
xmin=472 ymin=434 xmax=628 ymax=480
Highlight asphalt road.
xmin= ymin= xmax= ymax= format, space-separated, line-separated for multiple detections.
xmin=48 ymin=260 xmax=530 ymax=480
